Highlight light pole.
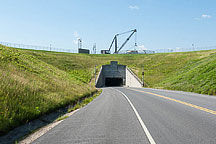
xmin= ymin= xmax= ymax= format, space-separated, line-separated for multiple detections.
xmin=95 ymin=65 xmax=97 ymax=85
xmin=142 ymin=65 xmax=144 ymax=87
xmin=192 ymin=44 xmax=194 ymax=51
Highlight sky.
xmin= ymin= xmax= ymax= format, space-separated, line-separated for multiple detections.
xmin=0 ymin=0 xmax=216 ymax=53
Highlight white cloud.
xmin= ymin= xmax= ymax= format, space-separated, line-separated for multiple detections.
xmin=195 ymin=14 xmax=212 ymax=20
xmin=129 ymin=5 xmax=139 ymax=10
xmin=201 ymin=14 xmax=212 ymax=19
xmin=138 ymin=45 xmax=147 ymax=50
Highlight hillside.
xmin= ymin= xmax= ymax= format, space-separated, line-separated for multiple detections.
xmin=157 ymin=51 xmax=216 ymax=95
xmin=1 ymin=45 xmax=215 ymax=135
xmin=0 ymin=45 xmax=95 ymax=135
xmin=21 ymin=48 xmax=216 ymax=95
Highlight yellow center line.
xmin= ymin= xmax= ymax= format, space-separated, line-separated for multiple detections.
xmin=127 ymin=88 xmax=216 ymax=115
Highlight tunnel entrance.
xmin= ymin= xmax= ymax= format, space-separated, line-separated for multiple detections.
xmin=95 ymin=61 xmax=143 ymax=88
xmin=105 ymin=78 xmax=123 ymax=87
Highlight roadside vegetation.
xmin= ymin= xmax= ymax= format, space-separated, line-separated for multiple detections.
xmin=22 ymin=48 xmax=216 ymax=95
xmin=157 ymin=51 xmax=216 ymax=95
xmin=0 ymin=44 xmax=215 ymax=135
xmin=68 ymin=89 xmax=102 ymax=112
xmin=0 ymin=45 xmax=95 ymax=135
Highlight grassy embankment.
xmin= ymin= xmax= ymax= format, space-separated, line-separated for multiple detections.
xmin=1 ymin=45 xmax=215 ymax=135
xmin=157 ymin=51 xmax=216 ymax=95
xmin=23 ymin=48 xmax=216 ymax=95
xmin=0 ymin=45 xmax=96 ymax=135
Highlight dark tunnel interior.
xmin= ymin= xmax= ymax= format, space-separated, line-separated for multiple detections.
xmin=105 ymin=78 xmax=123 ymax=87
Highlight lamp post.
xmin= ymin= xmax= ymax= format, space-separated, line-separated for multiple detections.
xmin=142 ymin=65 xmax=144 ymax=87
xmin=95 ymin=65 xmax=97 ymax=85
xmin=192 ymin=44 xmax=194 ymax=51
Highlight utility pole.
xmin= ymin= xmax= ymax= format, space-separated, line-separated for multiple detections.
xmin=192 ymin=44 xmax=194 ymax=51
xmin=95 ymin=65 xmax=97 ymax=85
xmin=50 ymin=44 xmax=52 ymax=51
xmin=78 ymin=39 xmax=82 ymax=49
xmin=78 ymin=39 xmax=82 ymax=53
xmin=93 ymin=43 xmax=96 ymax=54
xmin=142 ymin=65 xmax=144 ymax=87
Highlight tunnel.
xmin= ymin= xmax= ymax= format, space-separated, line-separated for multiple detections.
xmin=95 ymin=61 xmax=143 ymax=88
xmin=105 ymin=77 xmax=123 ymax=87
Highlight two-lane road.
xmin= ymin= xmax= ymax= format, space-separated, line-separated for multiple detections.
xmin=33 ymin=87 xmax=216 ymax=144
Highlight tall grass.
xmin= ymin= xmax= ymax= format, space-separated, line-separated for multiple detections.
xmin=0 ymin=45 xmax=94 ymax=135
xmin=1 ymin=45 xmax=215 ymax=135
xmin=157 ymin=52 xmax=216 ymax=95
xmin=25 ymin=49 xmax=216 ymax=96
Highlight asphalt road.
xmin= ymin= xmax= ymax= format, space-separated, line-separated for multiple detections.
xmin=33 ymin=87 xmax=216 ymax=144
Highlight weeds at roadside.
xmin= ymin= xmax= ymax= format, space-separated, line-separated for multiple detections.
xmin=56 ymin=116 xmax=69 ymax=121
xmin=0 ymin=45 xmax=95 ymax=135
xmin=68 ymin=90 xmax=102 ymax=113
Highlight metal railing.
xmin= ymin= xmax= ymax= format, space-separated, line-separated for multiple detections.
xmin=119 ymin=50 xmax=155 ymax=54
xmin=0 ymin=42 xmax=77 ymax=53
xmin=153 ymin=46 xmax=216 ymax=53
xmin=1 ymin=41 xmax=215 ymax=54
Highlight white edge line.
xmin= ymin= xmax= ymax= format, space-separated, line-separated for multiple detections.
xmin=19 ymin=109 xmax=80 ymax=144
xmin=114 ymin=88 xmax=156 ymax=144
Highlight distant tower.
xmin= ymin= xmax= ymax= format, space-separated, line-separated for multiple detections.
xmin=93 ymin=43 xmax=96 ymax=54
xmin=78 ymin=39 xmax=82 ymax=50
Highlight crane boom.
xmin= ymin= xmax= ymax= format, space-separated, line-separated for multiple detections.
xmin=117 ymin=29 xmax=134 ymax=36
xmin=106 ymin=29 xmax=137 ymax=54
xmin=117 ymin=29 xmax=136 ymax=53
xmin=108 ymin=36 xmax=116 ymax=52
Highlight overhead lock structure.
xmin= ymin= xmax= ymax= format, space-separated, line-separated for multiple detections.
xmin=108 ymin=29 xmax=137 ymax=54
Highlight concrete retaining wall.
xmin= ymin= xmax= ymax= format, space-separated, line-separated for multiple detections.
xmin=125 ymin=67 xmax=143 ymax=87
xmin=95 ymin=67 xmax=103 ymax=88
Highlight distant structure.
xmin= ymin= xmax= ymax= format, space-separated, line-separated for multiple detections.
xmin=105 ymin=29 xmax=137 ymax=54
xmin=126 ymin=50 xmax=138 ymax=54
xmin=78 ymin=49 xmax=90 ymax=54
xmin=78 ymin=38 xmax=90 ymax=54
xmin=101 ymin=50 xmax=111 ymax=54
xmin=93 ymin=43 xmax=96 ymax=54
xmin=118 ymin=49 xmax=155 ymax=54
xmin=143 ymin=50 xmax=155 ymax=54
xmin=78 ymin=39 xmax=82 ymax=49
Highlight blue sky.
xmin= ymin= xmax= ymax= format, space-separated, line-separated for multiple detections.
xmin=0 ymin=0 xmax=215 ymax=52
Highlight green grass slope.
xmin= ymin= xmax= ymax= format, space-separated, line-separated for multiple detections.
xmin=22 ymin=48 xmax=216 ymax=94
xmin=1 ymin=45 xmax=215 ymax=135
xmin=0 ymin=45 xmax=95 ymax=135
xmin=157 ymin=51 xmax=216 ymax=95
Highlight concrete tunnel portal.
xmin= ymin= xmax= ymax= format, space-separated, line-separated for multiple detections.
xmin=95 ymin=61 xmax=143 ymax=88
xmin=105 ymin=77 xmax=123 ymax=87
